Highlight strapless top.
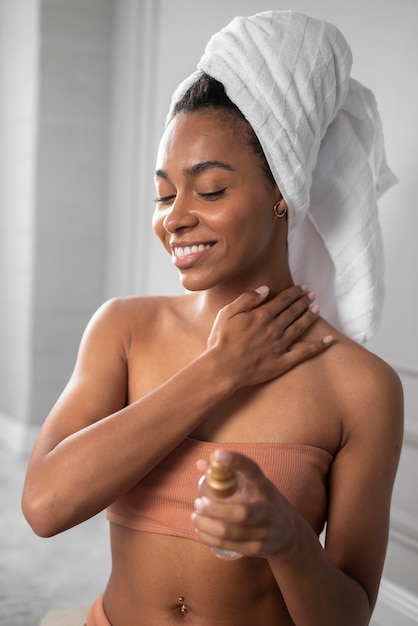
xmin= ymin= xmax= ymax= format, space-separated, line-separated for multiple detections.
xmin=107 ymin=437 xmax=333 ymax=540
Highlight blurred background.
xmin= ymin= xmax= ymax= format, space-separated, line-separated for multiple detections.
xmin=0 ymin=1 xmax=417 ymax=624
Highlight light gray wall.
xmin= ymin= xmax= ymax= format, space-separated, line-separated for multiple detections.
xmin=0 ymin=0 xmax=114 ymax=449
xmin=32 ymin=0 xmax=114 ymax=425
xmin=0 ymin=0 xmax=39 ymax=446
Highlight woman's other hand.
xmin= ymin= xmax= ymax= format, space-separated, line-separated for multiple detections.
xmin=192 ymin=449 xmax=295 ymax=559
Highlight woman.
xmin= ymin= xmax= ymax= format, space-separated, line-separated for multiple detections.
xmin=23 ymin=11 xmax=403 ymax=626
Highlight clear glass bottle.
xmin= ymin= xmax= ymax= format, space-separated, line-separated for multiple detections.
xmin=197 ymin=452 xmax=247 ymax=560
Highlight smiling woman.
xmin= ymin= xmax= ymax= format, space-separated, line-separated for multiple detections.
xmin=22 ymin=10 xmax=402 ymax=626
xmin=152 ymin=107 xmax=286 ymax=291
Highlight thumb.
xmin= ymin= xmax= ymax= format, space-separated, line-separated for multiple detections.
xmin=212 ymin=449 xmax=264 ymax=482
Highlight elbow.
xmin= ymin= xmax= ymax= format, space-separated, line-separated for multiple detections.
xmin=21 ymin=491 xmax=66 ymax=538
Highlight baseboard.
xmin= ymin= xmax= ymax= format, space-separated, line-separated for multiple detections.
xmin=0 ymin=412 xmax=38 ymax=456
xmin=372 ymin=579 xmax=418 ymax=626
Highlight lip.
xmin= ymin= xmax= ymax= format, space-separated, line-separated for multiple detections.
xmin=170 ymin=242 xmax=215 ymax=269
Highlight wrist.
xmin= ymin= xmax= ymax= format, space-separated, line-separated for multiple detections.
xmin=200 ymin=347 xmax=238 ymax=397
xmin=268 ymin=508 xmax=308 ymax=566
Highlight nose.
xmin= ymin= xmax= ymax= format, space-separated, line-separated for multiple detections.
xmin=162 ymin=196 xmax=199 ymax=234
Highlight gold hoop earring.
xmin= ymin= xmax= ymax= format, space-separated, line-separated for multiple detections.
xmin=273 ymin=201 xmax=287 ymax=218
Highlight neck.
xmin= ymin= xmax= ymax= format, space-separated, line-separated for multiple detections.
xmin=193 ymin=267 xmax=295 ymax=321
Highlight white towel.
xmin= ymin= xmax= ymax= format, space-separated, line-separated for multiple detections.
xmin=168 ymin=11 xmax=397 ymax=342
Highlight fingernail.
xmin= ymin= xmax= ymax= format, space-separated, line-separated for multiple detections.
xmin=213 ymin=449 xmax=233 ymax=463
xmin=309 ymin=304 xmax=320 ymax=315
xmin=322 ymin=335 xmax=334 ymax=345
xmin=255 ymin=285 xmax=269 ymax=295
xmin=194 ymin=497 xmax=210 ymax=511
xmin=307 ymin=291 xmax=316 ymax=301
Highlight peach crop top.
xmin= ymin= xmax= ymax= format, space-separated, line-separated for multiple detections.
xmin=106 ymin=438 xmax=333 ymax=540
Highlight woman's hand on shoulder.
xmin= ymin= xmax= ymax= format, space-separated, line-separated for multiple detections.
xmin=206 ymin=285 xmax=334 ymax=390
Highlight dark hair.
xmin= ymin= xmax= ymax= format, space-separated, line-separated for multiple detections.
xmin=172 ymin=73 xmax=276 ymax=186
xmin=172 ymin=73 xmax=242 ymax=115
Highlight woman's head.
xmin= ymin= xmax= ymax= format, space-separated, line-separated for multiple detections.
xmin=153 ymin=82 xmax=290 ymax=294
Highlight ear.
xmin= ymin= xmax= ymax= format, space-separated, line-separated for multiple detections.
xmin=273 ymin=197 xmax=288 ymax=219
xmin=273 ymin=186 xmax=283 ymax=205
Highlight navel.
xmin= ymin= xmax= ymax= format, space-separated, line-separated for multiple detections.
xmin=177 ymin=596 xmax=190 ymax=616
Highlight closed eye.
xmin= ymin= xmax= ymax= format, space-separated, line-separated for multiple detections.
xmin=154 ymin=187 xmax=227 ymax=205
xmin=199 ymin=188 xmax=227 ymax=200
xmin=154 ymin=195 xmax=176 ymax=205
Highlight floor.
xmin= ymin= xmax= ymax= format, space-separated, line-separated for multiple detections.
xmin=0 ymin=445 xmax=110 ymax=626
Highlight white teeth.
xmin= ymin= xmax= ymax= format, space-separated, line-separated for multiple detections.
xmin=174 ymin=244 xmax=211 ymax=257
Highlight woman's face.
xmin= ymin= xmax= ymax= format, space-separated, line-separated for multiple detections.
xmin=153 ymin=109 xmax=284 ymax=293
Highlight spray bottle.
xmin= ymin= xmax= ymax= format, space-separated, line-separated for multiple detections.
xmin=198 ymin=452 xmax=247 ymax=560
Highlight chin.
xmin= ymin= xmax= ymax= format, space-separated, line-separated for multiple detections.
xmin=178 ymin=272 xmax=220 ymax=292
xmin=180 ymin=279 xmax=211 ymax=292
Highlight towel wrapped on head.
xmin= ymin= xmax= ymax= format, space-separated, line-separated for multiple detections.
xmin=167 ymin=10 xmax=397 ymax=342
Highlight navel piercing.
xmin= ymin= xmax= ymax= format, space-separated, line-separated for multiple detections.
xmin=273 ymin=200 xmax=288 ymax=218
xmin=178 ymin=597 xmax=189 ymax=614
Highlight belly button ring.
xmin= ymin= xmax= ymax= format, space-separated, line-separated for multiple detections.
xmin=178 ymin=597 xmax=189 ymax=614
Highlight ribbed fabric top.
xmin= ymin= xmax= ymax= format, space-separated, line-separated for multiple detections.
xmin=107 ymin=438 xmax=333 ymax=540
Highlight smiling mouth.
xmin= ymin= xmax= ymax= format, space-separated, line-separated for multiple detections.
xmin=173 ymin=243 xmax=213 ymax=258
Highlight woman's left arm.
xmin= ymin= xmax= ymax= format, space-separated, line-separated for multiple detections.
xmin=193 ymin=357 xmax=403 ymax=626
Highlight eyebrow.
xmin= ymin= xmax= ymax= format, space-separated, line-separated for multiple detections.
xmin=154 ymin=160 xmax=235 ymax=180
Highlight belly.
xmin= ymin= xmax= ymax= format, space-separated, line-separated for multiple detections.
xmin=104 ymin=524 xmax=294 ymax=626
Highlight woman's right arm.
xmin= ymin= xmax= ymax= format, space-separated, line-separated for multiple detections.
xmin=22 ymin=286 xmax=328 ymax=537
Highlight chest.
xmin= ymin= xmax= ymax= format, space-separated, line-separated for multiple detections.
xmin=126 ymin=314 xmax=342 ymax=455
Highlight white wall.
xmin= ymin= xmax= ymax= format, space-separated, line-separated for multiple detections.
xmin=0 ymin=0 xmax=39 ymax=450
xmin=0 ymin=0 xmax=114 ymax=450
xmin=32 ymin=0 xmax=114 ymax=425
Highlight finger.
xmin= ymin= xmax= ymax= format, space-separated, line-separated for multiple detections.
xmin=192 ymin=518 xmax=264 ymax=556
xmin=213 ymin=449 xmax=265 ymax=481
xmin=192 ymin=501 xmax=275 ymax=559
xmin=193 ymin=512 xmax=269 ymax=545
xmin=254 ymin=290 xmax=320 ymax=342
xmin=278 ymin=337 xmax=335 ymax=368
xmin=196 ymin=458 xmax=209 ymax=473
xmin=194 ymin=497 xmax=270 ymax=527
xmin=275 ymin=304 xmax=321 ymax=344
xmin=261 ymin=285 xmax=315 ymax=319
xmin=194 ymin=498 xmax=248 ymax=524
xmin=220 ymin=285 xmax=270 ymax=317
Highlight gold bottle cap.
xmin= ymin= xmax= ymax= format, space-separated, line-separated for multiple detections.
xmin=205 ymin=452 xmax=237 ymax=498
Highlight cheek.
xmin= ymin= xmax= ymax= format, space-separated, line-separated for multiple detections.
xmin=219 ymin=202 xmax=274 ymax=241
xmin=151 ymin=209 xmax=160 ymax=234
xmin=152 ymin=210 xmax=169 ymax=249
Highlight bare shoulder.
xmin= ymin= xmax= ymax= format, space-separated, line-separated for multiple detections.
xmin=322 ymin=329 xmax=404 ymax=445
xmin=87 ymin=293 xmax=191 ymax=337
xmin=320 ymin=331 xmax=403 ymax=605
xmin=326 ymin=332 xmax=402 ymax=394
xmin=92 ymin=293 xmax=182 ymax=319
